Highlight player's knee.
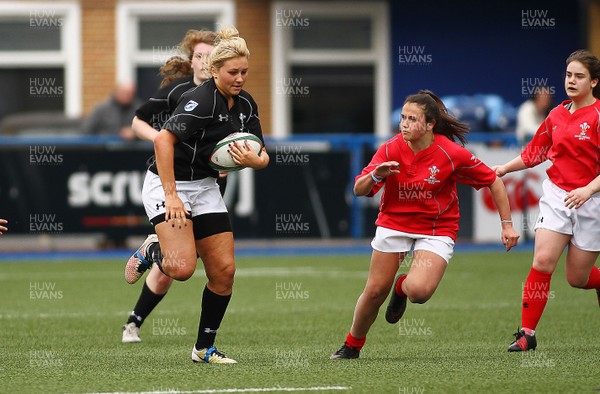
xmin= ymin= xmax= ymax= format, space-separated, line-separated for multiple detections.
xmin=532 ymin=254 xmax=557 ymax=273
xmin=217 ymin=268 xmax=235 ymax=289
xmin=363 ymin=285 xmax=389 ymax=302
xmin=566 ymin=274 xmax=587 ymax=288
xmin=170 ymin=267 xmax=195 ymax=281
xmin=207 ymin=262 xmax=236 ymax=290
xmin=407 ymin=288 xmax=433 ymax=304
xmin=164 ymin=255 xmax=197 ymax=281
xmin=222 ymin=263 xmax=236 ymax=281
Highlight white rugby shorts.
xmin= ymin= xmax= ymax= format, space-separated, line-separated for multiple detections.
xmin=142 ymin=171 xmax=228 ymax=224
xmin=535 ymin=179 xmax=600 ymax=251
xmin=371 ymin=226 xmax=455 ymax=264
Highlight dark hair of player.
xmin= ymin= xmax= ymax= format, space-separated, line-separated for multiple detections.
xmin=566 ymin=49 xmax=600 ymax=99
xmin=404 ymin=89 xmax=469 ymax=146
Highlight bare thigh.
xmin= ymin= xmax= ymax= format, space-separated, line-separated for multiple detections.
xmin=155 ymin=219 xmax=197 ymax=281
xmin=196 ymin=232 xmax=235 ymax=295
xmin=402 ymin=250 xmax=447 ymax=304
xmin=531 ymin=228 xmax=571 ymax=273
xmin=565 ymin=243 xmax=599 ymax=287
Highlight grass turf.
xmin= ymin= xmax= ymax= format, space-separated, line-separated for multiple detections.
xmin=1 ymin=251 xmax=598 ymax=393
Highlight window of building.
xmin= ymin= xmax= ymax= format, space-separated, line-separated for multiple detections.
xmin=271 ymin=1 xmax=390 ymax=137
xmin=0 ymin=3 xmax=81 ymax=123
xmin=116 ymin=2 xmax=234 ymax=101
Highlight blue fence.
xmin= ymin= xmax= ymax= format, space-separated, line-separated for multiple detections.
xmin=0 ymin=132 xmax=519 ymax=240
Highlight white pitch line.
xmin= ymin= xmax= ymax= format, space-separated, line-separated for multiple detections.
xmin=84 ymin=386 xmax=351 ymax=394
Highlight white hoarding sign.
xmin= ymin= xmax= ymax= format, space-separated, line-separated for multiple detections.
xmin=468 ymin=144 xmax=551 ymax=243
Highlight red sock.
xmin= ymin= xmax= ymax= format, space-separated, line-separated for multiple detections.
xmin=345 ymin=332 xmax=366 ymax=351
xmin=521 ymin=267 xmax=552 ymax=330
xmin=395 ymin=274 xmax=407 ymax=297
xmin=583 ymin=266 xmax=600 ymax=289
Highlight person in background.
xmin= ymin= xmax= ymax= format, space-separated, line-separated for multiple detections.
xmin=82 ymin=81 xmax=142 ymax=140
xmin=515 ymin=87 xmax=553 ymax=144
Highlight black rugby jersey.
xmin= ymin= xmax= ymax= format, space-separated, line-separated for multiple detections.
xmin=135 ymin=76 xmax=196 ymax=131
xmin=148 ymin=77 xmax=264 ymax=181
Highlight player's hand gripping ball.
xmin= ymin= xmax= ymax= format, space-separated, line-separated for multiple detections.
xmin=209 ymin=132 xmax=263 ymax=172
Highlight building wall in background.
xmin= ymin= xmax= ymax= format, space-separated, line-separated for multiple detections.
xmin=81 ymin=0 xmax=116 ymax=116
xmin=391 ymin=0 xmax=584 ymax=112
xmin=2 ymin=0 xmax=598 ymax=136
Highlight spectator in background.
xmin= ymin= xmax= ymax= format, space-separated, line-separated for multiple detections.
xmin=0 ymin=219 xmax=7 ymax=235
xmin=515 ymin=87 xmax=553 ymax=144
xmin=82 ymin=81 xmax=142 ymax=140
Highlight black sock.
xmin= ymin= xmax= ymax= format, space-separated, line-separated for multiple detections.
xmin=195 ymin=286 xmax=231 ymax=349
xmin=126 ymin=281 xmax=166 ymax=328
xmin=146 ymin=242 xmax=166 ymax=274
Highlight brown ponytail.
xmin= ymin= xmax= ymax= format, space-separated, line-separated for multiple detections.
xmin=404 ymin=90 xmax=469 ymax=146
xmin=158 ymin=56 xmax=192 ymax=88
xmin=158 ymin=30 xmax=217 ymax=88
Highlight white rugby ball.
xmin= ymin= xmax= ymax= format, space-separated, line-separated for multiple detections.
xmin=209 ymin=132 xmax=263 ymax=172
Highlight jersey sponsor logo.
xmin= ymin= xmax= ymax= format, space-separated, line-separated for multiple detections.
xmin=184 ymin=100 xmax=198 ymax=111
xmin=574 ymin=122 xmax=591 ymax=141
xmin=424 ymin=165 xmax=441 ymax=184
xmin=218 ymin=114 xmax=229 ymax=122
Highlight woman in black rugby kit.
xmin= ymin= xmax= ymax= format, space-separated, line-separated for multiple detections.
xmin=126 ymin=26 xmax=269 ymax=364
xmin=121 ymin=30 xmax=217 ymax=344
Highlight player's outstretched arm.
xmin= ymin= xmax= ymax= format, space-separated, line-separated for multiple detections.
xmin=493 ymin=155 xmax=527 ymax=177
xmin=132 ymin=116 xmax=160 ymax=142
xmin=353 ymin=161 xmax=399 ymax=196
xmin=488 ymin=176 xmax=520 ymax=251
xmin=0 ymin=218 xmax=7 ymax=235
xmin=154 ymin=130 xmax=189 ymax=228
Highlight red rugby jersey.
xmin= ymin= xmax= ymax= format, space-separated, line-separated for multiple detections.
xmin=357 ymin=133 xmax=497 ymax=240
xmin=521 ymin=99 xmax=600 ymax=191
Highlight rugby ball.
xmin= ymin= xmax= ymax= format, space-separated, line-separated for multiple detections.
xmin=209 ymin=132 xmax=263 ymax=172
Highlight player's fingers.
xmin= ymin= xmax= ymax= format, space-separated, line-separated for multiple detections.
xmin=230 ymin=142 xmax=244 ymax=152
xmin=565 ymin=198 xmax=579 ymax=209
xmin=508 ymin=236 xmax=519 ymax=251
xmin=507 ymin=239 xmax=514 ymax=251
xmin=505 ymin=236 xmax=513 ymax=252
xmin=175 ymin=211 xmax=184 ymax=229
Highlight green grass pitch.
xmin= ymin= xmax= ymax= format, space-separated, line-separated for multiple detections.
xmin=1 ymin=251 xmax=598 ymax=393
